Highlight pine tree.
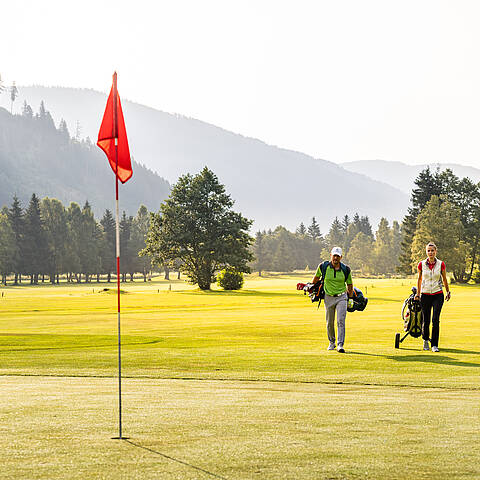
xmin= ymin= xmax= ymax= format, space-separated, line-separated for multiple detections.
xmin=343 ymin=213 xmax=362 ymax=255
xmin=119 ymin=211 xmax=133 ymax=282
xmin=326 ymin=217 xmax=344 ymax=251
xmin=10 ymin=82 xmax=18 ymax=114
xmin=23 ymin=194 xmax=49 ymax=283
xmin=252 ymin=231 xmax=267 ymax=276
xmin=39 ymin=100 xmax=47 ymax=118
xmin=296 ymin=222 xmax=307 ymax=236
xmin=359 ymin=216 xmax=373 ymax=237
xmin=129 ymin=205 xmax=151 ymax=281
xmin=100 ymin=209 xmax=116 ymax=282
xmin=75 ymin=120 xmax=82 ymax=141
xmin=36 ymin=100 xmax=56 ymax=131
xmin=8 ymin=195 xmax=25 ymax=284
xmin=352 ymin=213 xmax=361 ymax=228
xmin=58 ymin=119 xmax=70 ymax=142
xmin=0 ymin=212 xmax=17 ymax=284
xmin=307 ymin=217 xmax=321 ymax=242
xmin=22 ymin=101 xmax=33 ymax=118
xmin=373 ymin=218 xmax=393 ymax=274
xmin=392 ymin=221 xmax=402 ymax=253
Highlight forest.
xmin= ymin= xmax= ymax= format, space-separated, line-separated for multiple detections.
xmin=0 ymin=194 xmax=151 ymax=285
xmin=1 ymin=166 xmax=479 ymax=286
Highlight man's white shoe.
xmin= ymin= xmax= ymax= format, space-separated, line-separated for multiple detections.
xmin=432 ymin=346 xmax=439 ymax=352
xmin=423 ymin=340 xmax=430 ymax=351
xmin=327 ymin=343 xmax=336 ymax=351
xmin=337 ymin=345 xmax=345 ymax=353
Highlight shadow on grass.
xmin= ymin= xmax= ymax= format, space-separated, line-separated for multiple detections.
xmin=124 ymin=440 xmax=227 ymax=479
xmin=178 ymin=289 xmax=300 ymax=298
xmin=387 ymin=355 xmax=480 ymax=367
xmin=400 ymin=347 xmax=480 ymax=355
xmin=348 ymin=350 xmax=480 ymax=368
xmin=0 ymin=334 xmax=164 ymax=352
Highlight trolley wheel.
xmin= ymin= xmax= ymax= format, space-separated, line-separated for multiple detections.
xmin=395 ymin=333 xmax=400 ymax=349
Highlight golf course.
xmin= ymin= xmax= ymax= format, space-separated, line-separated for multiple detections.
xmin=1 ymin=274 xmax=479 ymax=479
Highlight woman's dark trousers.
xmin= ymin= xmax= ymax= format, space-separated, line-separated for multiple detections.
xmin=421 ymin=293 xmax=444 ymax=347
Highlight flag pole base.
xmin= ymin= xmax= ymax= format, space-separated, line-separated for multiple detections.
xmin=111 ymin=436 xmax=130 ymax=440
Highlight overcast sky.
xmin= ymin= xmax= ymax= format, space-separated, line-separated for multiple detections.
xmin=2 ymin=0 xmax=480 ymax=168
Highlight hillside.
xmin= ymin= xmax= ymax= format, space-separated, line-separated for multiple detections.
xmin=0 ymin=107 xmax=170 ymax=217
xmin=1 ymin=86 xmax=409 ymax=230
xmin=341 ymin=160 xmax=480 ymax=194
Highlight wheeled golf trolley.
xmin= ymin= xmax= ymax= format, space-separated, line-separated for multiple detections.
xmin=395 ymin=286 xmax=423 ymax=348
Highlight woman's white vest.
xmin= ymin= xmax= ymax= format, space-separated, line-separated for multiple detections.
xmin=421 ymin=258 xmax=443 ymax=294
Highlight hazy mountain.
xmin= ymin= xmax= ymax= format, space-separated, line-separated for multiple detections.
xmin=341 ymin=160 xmax=480 ymax=194
xmin=2 ymin=86 xmax=409 ymax=230
xmin=0 ymin=107 xmax=170 ymax=218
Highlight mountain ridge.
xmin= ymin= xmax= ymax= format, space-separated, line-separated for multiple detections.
xmin=1 ymin=86 xmax=409 ymax=230
xmin=341 ymin=160 xmax=480 ymax=194
xmin=0 ymin=106 xmax=170 ymax=218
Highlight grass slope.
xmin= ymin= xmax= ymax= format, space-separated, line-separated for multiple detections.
xmin=0 ymin=274 xmax=479 ymax=479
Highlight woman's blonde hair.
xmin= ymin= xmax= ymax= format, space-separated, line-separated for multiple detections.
xmin=426 ymin=242 xmax=437 ymax=250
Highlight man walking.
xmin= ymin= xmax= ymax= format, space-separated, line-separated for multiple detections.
xmin=311 ymin=247 xmax=354 ymax=353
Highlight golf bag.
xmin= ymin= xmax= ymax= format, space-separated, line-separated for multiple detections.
xmin=347 ymin=287 xmax=368 ymax=312
xmin=395 ymin=286 xmax=423 ymax=348
xmin=297 ymin=281 xmax=324 ymax=304
xmin=296 ymin=283 xmax=368 ymax=312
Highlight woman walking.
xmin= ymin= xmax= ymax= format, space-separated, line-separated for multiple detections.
xmin=414 ymin=242 xmax=451 ymax=352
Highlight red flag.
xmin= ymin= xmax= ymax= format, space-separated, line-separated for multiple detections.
xmin=97 ymin=73 xmax=133 ymax=183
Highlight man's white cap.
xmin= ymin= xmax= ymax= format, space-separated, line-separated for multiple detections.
xmin=331 ymin=246 xmax=342 ymax=256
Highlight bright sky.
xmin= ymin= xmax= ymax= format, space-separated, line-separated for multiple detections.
xmin=2 ymin=0 xmax=480 ymax=167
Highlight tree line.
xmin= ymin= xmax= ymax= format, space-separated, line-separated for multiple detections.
xmin=0 ymin=194 xmax=151 ymax=285
xmin=1 ymin=166 xmax=479 ymax=287
xmin=251 ymin=214 xmax=402 ymax=276
xmin=251 ymin=166 xmax=479 ymax=281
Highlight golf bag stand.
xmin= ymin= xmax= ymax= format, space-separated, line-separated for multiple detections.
xmin=395 ymin=286 xmax=423 ymax=348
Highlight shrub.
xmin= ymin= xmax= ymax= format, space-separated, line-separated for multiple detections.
xmin=217 ymin=267 xmax=244 ymax=290
xmin=472 ymin=271 xmax=480 ymax=284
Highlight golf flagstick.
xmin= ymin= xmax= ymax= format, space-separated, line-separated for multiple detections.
xmin=114 ymin=136 xmax=125 ymax=440
xmin=97 ymin=72 xmax=133 ymax=440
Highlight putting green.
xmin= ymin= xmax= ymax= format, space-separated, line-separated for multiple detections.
xmin=0 ymin=274 xmax=479 ymax=479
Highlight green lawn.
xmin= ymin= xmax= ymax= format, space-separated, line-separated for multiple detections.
xmin=0 ymin=274 xmax=479 ymax=479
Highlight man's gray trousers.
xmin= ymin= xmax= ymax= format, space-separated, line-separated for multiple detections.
xmin=324 ymin=292 xmax=347 ymax=347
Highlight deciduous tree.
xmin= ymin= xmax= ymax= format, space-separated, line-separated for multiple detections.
xmin=143 ymin=167 xmax=252 ymax=290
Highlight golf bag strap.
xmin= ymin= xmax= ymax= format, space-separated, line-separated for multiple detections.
xmin=321 ymin=261 xmax=350 ymax=282
xmin=320 ymin=261 xmax=329 ymax=281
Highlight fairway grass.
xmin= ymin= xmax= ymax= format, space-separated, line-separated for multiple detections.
xmin=0 ymin=274 xmax=479 ymax=479
xmin=1 ymin=377 xmax=479 ymax=480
